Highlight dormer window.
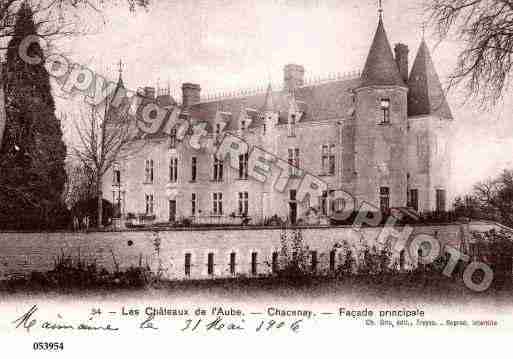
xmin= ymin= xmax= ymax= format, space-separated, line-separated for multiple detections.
xmin=380 ymin=98 xmax=390 ymax=109
xmin=380 ymin=98 xmax=390 ymax=124
xmin=113 ymin=166 xmax=121 ymax=186
xmin=288 ymin=113 xmax=297 ymax=137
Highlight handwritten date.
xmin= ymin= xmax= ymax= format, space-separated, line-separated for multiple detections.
xmin=181 ymin=316 xmax=302 ymax=333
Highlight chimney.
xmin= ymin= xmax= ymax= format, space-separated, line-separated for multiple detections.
xmin=144 ymin=86 xmax=156 ymax=100
xmin=283 ymin=64 xmax=305 ymax=93
xmin=394 ymin=43 xmax=409 ymax=83
xmin=181 ymin=83 xmax=201 ymax=108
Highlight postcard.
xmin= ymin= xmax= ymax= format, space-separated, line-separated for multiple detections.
xmin=0 ymin=0 xmax=512 ymax=357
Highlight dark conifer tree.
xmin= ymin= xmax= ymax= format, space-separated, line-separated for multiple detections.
xmin=0 ymin=3 xmax=67 ymax=229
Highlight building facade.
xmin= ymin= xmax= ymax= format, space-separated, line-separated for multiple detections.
xmin=103 ymin=15 xmax=454 ymax=226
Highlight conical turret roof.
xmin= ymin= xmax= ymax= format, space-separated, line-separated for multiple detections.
xmin=360 ymin=17 xmax=405 ymax=88
xmin=408 ymin=40 xmax=453 ymax=119
xmin=262 ymin=83 xmax=275 ymax=112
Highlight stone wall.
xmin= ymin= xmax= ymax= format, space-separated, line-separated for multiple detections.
xmin=0 ymin=224 xmax=467 ymax=281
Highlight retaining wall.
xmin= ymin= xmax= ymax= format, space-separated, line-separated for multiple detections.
xmin=0 ymin=224 xmax=468 ymax=280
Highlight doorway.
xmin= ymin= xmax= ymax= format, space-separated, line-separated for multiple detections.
xmin=289 ymin=189 xmax=297 ymax=225
xmin=289 ymin=203 xmax=297 ymax=225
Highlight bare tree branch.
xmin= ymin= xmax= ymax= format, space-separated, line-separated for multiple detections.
xmin=426 ymin=0 xmax=513 ymax=106
xmin=69 ymin=88 xmax=145 ymax=226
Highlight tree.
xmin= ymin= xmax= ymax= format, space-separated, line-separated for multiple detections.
xmin=0 ymin=64 xmax=5 ymax=152
xmin=71 ymin=85 xmax=140 ymax=228
xmin=0 ymin=3 xmax=67 ymax=229
xmin=0 ymin=1 xmax=150 ymax=45
xmin=453 ymin=194 xmax=482 ymax=218
xmin=426 ymin=0 xmax=513 ymax=105
xmin=0 ymin=0 xmax=150 ymax=150
xmin=63 ymin=160 xmax=97 ymax=211
xmin=456 ymin=169 xmax=513 ymax=226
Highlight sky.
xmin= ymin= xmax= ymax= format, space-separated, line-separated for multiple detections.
xmin=48 ymin=0 xmax=513 ymax=198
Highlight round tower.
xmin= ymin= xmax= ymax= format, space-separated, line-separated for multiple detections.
xmin=354 ymin=16 xmax=409 ymax=211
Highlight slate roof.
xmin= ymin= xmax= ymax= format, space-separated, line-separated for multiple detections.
xmin=360 ymin=17 xmax=405 ymax=88
xmin=156 ymin=94 xmax=177 ymax=107
xmin=262 ymin=83 xmax=275 ymax=112
xmin=188 ymin=77 xmax=361 ymax=133
xmin=125 ymin=18 xmax=452 ymax=141
xmin=407 ymin=40 xmax=453 ymax=119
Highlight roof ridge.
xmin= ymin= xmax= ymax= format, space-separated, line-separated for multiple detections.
xmin=199 ymin=70 xmax=361 ymax=103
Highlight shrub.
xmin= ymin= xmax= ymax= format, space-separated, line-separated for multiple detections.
xmin=470 ymin=229 xmax=513 ymax=288
xmin=264 ymin=215 xmax=284 ymax=227
xmin=275 ymin=228 xmax=313 ymax=283
xmin=4 ymin=250 xmax=156 ymax=291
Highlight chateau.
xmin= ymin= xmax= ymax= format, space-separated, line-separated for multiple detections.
xmin=103 ymin=14 xmax=453 ymax=226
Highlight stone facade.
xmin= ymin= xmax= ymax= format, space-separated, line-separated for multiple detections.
xmin=103 ymin=15 xmax=453 ymax=225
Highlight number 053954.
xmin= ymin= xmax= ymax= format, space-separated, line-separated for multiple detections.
xmin=32 ymin=342 xmax=64 ymax=351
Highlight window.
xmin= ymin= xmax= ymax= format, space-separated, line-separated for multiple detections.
xmin=229 ymin=252 xmax=236 ymax=275
xmin=184 ymin=253 xmax=191 ymax=277
xmin=328 ymin=190 xmax=336 ymax=214
xmin=380 ymin=187 xmax=390 ymax=213
xmin=113 ymin=168 xmax=121 ymax=186
xmin=191 ymin=156 xmax=197 ymax=182
xmin=238 ymin=153 xmax=248 ymax=179
xmin=112 ymin=190 xmax=122 ymax=218
xmin=329 ymin=250 xmax=336 ymax=272
xmin=436 ymin=189 xmax=446 ymax=212
xmin=207 ymin=253 xmax=214 ymax=276
xmin=213 ymin=192 xmax=223 ymax=215
xmin=169 ymin=157 xmax=178 ymax=182
xmin=272 ymin=252 xmax=279 ymax=273
xmin=214 ymin=123 xmax=223 ymax=144
xmin=311 ymin=251 xmax=318 ymax=272
xmin=332 ymin=196 xmax=345 ymax=213
xmin=320 ymin=191 xmax=336 ymax=216
xmin=288 ymin=148 xmax=300 ymax=177
xmin=288 ymin=114 xmax=296 ymax=137
xmin=170 ymin=128 xmax=177 ymax=149
xmin=145 ymin=194 xmax=154 ymax=215
xmin=290 ymin=189 xmax=297 ymax=201
xmin=251 ymin=252 xmax=258 ymax=275
xmin=240 ymin=119 xmax=246 ymax=131
xmin=191 ymin=193 xmax=197 ymax=216
xmin=320 ymin=191 xmax=328 ymax=216
xmin=263 ymin=123 xmax=266 ymax=135
xmin=144 ymin=159 xmax=154 ymax=183
xmin=321 ymin=144 xmax=336 ymax=175
xmin=409 ymin=189 xmax=419 ymax=211
xmin=380 ymin=98 xmax=390 ymax=124
xmin=213 ymin=157 xmax=223 ymax=182
xmin=416 ymin=135 xmax=423 ymax=157
xmin=238 ymin=192 xmax=249 ymax=216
